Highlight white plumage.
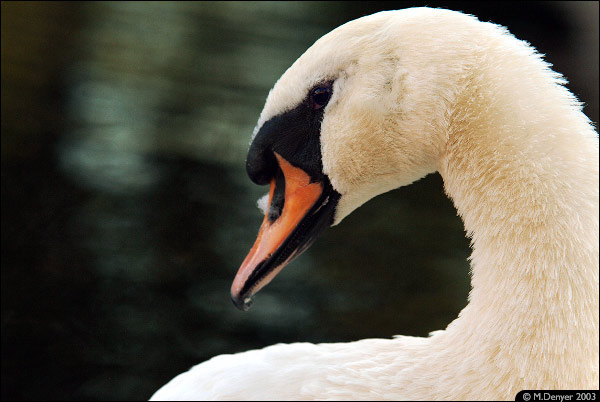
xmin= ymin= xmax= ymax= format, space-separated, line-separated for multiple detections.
xmin=151 ymin=8 xmax=599 ymax=400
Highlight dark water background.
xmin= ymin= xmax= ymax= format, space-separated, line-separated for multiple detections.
xmin=2 ymin=2 xmax=598 ymax=400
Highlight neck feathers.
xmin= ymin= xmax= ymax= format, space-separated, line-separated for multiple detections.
xmin=437 ymin=30 xmax=599 ymax=391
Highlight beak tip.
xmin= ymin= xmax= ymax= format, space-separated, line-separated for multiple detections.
xmin=231 ymin=292 xmax=253 ymax=311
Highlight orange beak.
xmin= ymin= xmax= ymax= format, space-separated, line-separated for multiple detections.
xmin=231 ymin=152 xmax=333 ymax=310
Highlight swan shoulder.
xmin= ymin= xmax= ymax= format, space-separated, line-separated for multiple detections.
xmin=150 ymin=337 xmax=429 ymax=400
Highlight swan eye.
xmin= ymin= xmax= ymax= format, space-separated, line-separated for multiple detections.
xmin=311 ymin=85 xmax=332 ymax=110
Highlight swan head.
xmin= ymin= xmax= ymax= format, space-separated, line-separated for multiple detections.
xmin=231 ymin=8 xmax=481 ymax=309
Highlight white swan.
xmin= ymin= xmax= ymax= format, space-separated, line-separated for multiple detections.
xmin=151 ymin=8 xmax=599 ymax=400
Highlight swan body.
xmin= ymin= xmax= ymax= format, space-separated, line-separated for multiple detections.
xmin=151 ymin=8 xmax=599 ymax=400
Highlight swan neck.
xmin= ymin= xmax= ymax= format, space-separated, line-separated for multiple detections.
xmin=434 ymin=50 xmax=599 ymax=389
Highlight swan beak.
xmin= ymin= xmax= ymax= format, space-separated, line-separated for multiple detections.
xmin=231 ymin=153 xmax=336 ymax=310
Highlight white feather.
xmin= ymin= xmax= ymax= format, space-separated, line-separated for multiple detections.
xmin=257 ymin=193 xmax=269 ymax=215
xmin=151 ymin=7 xmax=599 ymax=401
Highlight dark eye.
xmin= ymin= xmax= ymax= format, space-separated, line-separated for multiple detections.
xmin=311 ymin=85 xmax=332 ymax=110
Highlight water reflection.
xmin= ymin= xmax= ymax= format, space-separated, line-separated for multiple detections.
xmin=2 ymin=2 xmax=597 ymax=400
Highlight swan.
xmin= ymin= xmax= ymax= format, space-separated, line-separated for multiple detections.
xmin=151 ymin=8 xmax=599 ymax=400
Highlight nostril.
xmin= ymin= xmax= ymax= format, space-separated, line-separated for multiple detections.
xmin=268 ymin=166 xmax=285 ymax=222
xmin=268 ymin=204 xmax=282 ymax=221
